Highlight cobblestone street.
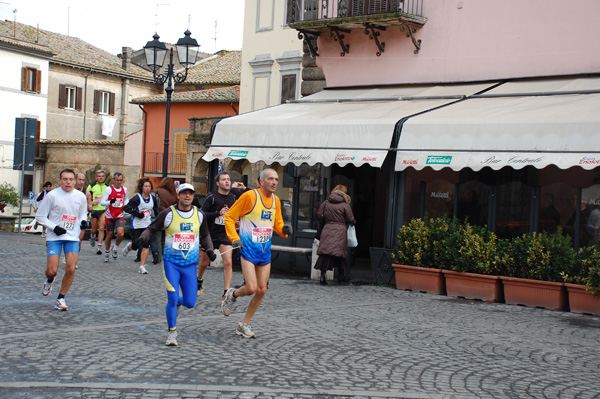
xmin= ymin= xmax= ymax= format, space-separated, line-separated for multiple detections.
xmin=1 ymin=231 xmax=600 ymax=398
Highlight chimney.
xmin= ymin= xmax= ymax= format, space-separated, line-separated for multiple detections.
xmin=121 ymin=47 xmax=132 ymax=71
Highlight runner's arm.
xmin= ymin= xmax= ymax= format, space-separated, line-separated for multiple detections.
xmin=139 ymin=207 xmax=169 ymax=243
xmin=86 ymin=188 xmax=93 ymax=209
xmin=123 ymin=195 xmax=141 ymax=217
xmin=199 ymin=210 xmax=214 ymax=252
xmin=224 ymin=191 xmax=253 ymax=243
xmin=200 ymin=194 xmax=219 ymax=221
xmin=35 ymin=194 xmax=54 ymax=230
xmin=273 ymin=196 xmax=289 ymax=238
xmin=99 ymin=186 xmax=112 ymax=206
xmin=78 ymin=193 xmax=88 ymax=224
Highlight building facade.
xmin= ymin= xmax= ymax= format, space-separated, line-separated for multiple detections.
xmin=239 ymin=0 xmax=305 ymax=113
xmin=0 ymin=34 xmax=52 ymax=215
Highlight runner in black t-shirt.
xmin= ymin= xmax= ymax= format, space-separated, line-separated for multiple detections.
xmin=197 ymin=172 xmax=246 ymax=298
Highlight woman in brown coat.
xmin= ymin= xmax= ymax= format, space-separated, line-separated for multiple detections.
xmin=314 ymin=184 xmax=356 ymax=285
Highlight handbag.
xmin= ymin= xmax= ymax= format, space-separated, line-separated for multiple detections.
xmin=347 ymin=224 xmax=358 ymax=247
xmin=315 ymin=201 xmax=328 ymax=240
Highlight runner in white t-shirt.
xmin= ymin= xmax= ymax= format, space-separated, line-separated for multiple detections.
xmin=35 ymin=168 xmax=88 ymax=311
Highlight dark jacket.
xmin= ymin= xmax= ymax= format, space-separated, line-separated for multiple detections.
xmin=155 ymin=187 xmax=177 ymax=212
xmin=316 ymin=191 xmax=356 ymax=258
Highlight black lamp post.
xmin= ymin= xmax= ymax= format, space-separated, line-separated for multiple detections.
xmin=144 ymin=30 xmax=199 ymax=178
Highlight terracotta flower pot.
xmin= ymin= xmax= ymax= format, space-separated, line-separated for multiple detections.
xmin=565 ymin=283 xmax=600 ymax=317
xmin=442 ymin=270 xmax=504 ymax=303
xmin=392 ymin=264 xmax=446 ymax=295
xmin=501 ymin=276 xmax=567 ymax=311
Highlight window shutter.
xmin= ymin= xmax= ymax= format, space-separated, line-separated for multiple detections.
xmin=76 ymin=87 xmax=83 ymax=111
xmin=36 ymin=120 xmax=41 ymax=158
xmin=93 ymin=90 xmax=100 ymax=114
xmin=35 ymin=69 xmax=42 ymax=93
xmin=21 ymin=67 xmax=27 ymax=91
xmin=109 ymin=92 xmax=116 ymax=115
xmin=58 ymin=84 xmax=66 ymax=109
xmin=281 ymin=75 xmax=296 ymax=104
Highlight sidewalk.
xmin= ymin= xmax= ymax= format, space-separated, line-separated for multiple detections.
xmin=1 ymin=230 xmax=600 ymax=398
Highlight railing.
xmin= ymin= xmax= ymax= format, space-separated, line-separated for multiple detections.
xmin=144 ymin=152 xmax=187 ymax=175
xmin=287 ymin=0 xmax=424 ymax=23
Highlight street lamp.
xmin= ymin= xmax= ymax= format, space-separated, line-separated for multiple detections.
xmin=144 ymin=30 xmax=199 ymax=177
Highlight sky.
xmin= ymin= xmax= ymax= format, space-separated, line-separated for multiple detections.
xmin=1 ymin=0 xmax=245 ymax=55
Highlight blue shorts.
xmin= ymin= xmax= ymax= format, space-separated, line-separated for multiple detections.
xmin=47 ymin=240 xmax=80 ymax=256
xmin=241 ymin=255 xmax=271 ymax=266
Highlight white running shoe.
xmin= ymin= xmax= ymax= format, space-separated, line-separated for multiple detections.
xmin=55 ymin=298 xmax=68 ymax=311
xmin=111 ymin=245 xmax=118 ymax=259
xmin=165 ymin=330 xmax=178 ymax=346
xmin=42 ymin=280 xmax=53 ymax=296
xmin=139 ymin=265 xmax=148 ymax=274
xmin=235 ymin=322 xmax=256 ymax=338
xmin=96 ymin=245 xmax=103 ymax=255
xmin=90 ymin=235 xmax=96 ymax=247
xmin=221 ymin=288 xmax=237 ymax=317
xmin=123 ymin=244 xmax=131 ymax=257
xmin=104 ymin=251 xmax=110 ymax=262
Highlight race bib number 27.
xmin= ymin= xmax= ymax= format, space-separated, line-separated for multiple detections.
xmin=172 ymin=233 xmax=196 ymax=251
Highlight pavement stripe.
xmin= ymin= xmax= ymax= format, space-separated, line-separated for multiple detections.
xmin=0 ymin=300 xmax=400 ymax=340
xmin=0 ymin=381 xmax=455 ymax=398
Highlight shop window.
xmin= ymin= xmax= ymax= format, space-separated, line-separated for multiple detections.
xmin=457 ymin=181 xmax=489 ymax=227
xmin=424 ymin=179 xmax=455 ymax=220
xmin=583 ymin=185 xmax=600 ymax=246
xmin=539 ymin=183 xmax=573 ymax=234
xmin=495 ymin=181 xmax=532 ymax=239
xmin=297 ymin=164 xmax=324 ymax=231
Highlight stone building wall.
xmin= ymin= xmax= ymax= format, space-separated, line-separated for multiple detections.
xmin=41 ymin=141 xmax=140 ymax=195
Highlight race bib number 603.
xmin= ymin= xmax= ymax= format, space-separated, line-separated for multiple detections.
xmin=172 ymin=233 xmax=196 ymax=250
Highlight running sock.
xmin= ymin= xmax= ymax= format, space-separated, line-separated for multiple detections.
xmin=47 ymin=277 xmax=55 ymax=284
xmin=232 ymin=290 xmax=237 ymax=299
xmin=223 ymin=289 xmax=227 ymax=297
xmin=57 ymin=294 xmax=65 ymax=300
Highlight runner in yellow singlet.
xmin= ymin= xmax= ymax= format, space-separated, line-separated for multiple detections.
xmin=221 ymin=168 xmax=292 ymax=338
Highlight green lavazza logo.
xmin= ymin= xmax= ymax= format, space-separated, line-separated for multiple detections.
xmin=426 ymin=155 xmax=452 ymax=165
xmin=228 ymin=150 xmax=248 ymax=157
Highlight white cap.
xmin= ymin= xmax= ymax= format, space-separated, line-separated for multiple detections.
xmin=177 ymin=183 xmax=195 ymax=194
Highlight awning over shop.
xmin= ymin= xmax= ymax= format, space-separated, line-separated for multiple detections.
xmin=203 ymin=83 xmax=495 ymax=168
xmin=395 ymin=77 xmax=600 ymax=171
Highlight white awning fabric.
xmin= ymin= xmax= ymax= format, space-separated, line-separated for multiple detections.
xmin=395 ymin=78 xmax=600 ymax=171
xmin=203 ymin=83 xmax=495 ymax=168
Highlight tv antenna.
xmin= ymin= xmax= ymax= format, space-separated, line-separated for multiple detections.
xmin=154 ymin=3 xmax=169 ymax=32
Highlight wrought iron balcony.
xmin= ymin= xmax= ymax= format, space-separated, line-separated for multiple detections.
xmin=287 ymin=0 xmax=426 ymax=57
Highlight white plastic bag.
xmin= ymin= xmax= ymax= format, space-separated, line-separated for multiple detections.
xmin=347 ymin=225 xmax=358 ymax=248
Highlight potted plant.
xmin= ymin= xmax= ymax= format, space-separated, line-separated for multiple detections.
xmin=441 ymin=223 xmax=505 ymax=303
xmin=563 ymin=246 xmax=600 ymax=316
xmin=499 ymin=229 xmax=575 ymax=311
xmin=391 ymin=217 xmax=446 ymax=295
xmin=0 ymin=182 xmax=19 ymax=213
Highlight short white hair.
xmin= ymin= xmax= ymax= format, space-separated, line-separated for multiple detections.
xmin=259 ymin=168 xmax=277 ymax=181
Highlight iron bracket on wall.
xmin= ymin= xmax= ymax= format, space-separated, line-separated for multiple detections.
xmin=297 ymin=30 xmax=320 ymax=58
xmin=364 ymin=23 xmax=386 ymax=56
xmin=328 ymin=26 xmax=351 ymax=57
xmin=399 ymin=22 xmax=422 ymax=54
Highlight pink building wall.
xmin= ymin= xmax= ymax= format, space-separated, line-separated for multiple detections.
xmin=316 ymin=0 xmax=600 ymax=86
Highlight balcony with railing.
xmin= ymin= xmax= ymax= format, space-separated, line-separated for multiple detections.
xmin=287 ymin=0 xmax=426 ymax=56
xmin=144 ymin=152 xmax=187 ymax=175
